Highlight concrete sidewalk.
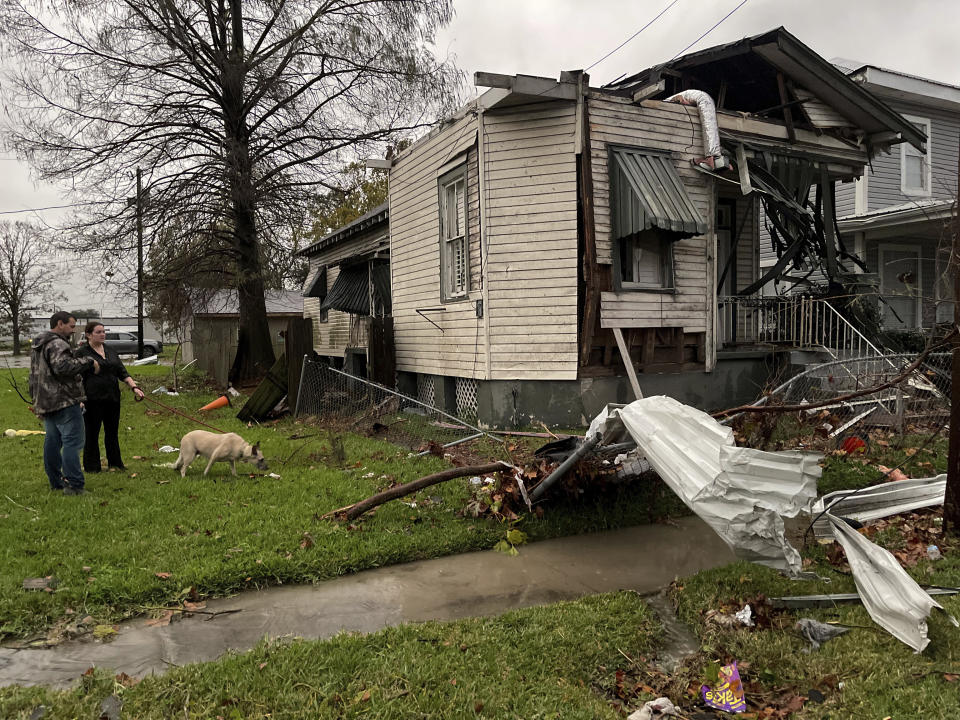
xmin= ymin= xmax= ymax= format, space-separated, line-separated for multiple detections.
xmin=0 ymin=516 xmax=734 ymax=688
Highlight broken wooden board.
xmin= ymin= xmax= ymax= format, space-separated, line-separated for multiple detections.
xmin=236 ymin=352 xmax=288 ymax=422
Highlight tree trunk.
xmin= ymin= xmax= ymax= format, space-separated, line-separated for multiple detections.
xmin=11 ymin=322 xmax=21 ymax=356
xmin=944 ymin=140 xmax=960 ymax=537
xmin=223 ymin=4 xmax=275 ymax=384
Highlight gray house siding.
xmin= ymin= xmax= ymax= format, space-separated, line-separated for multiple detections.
xmin=865 ymin=99 xmax=959 ymax=211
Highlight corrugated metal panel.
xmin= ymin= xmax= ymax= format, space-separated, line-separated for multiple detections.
xmin=319 ymin=264 xmax=369 ymax=315
xmin=371 ymin=260 xmax=391 ymax=315
xmin=611 ymin=148 xmax=706 ymax=239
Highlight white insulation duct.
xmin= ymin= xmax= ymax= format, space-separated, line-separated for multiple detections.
xmin=665 ymin=90 xmax=725 ymax=168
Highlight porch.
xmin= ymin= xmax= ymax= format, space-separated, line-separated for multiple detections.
xmin=717 ymin=294 xmax=885 ymax=360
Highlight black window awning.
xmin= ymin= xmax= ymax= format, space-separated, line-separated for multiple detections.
xmin=319 ymin=264 xmax=370 ymax=315
xmin=303 ymin=266 xmax=327 ymax=298
xmin=611 ymin=148 xmax=706 ymax=239
xmin=371 ymin=260 xmax=391 ymax=315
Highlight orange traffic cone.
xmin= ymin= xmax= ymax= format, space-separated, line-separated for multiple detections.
xmin=199 ymin=394 xmax=230 ymax=411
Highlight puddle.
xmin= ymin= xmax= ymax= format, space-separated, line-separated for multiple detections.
xmin=1 ymin=516 xmax=733 ymax=688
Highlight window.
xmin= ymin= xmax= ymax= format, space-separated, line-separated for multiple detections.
xmin=439 ymin=165 xmax=468 ymax=300
xmin=619 ymin=230 xmax=674 ymax=289
xmin=608 ymin=146 xmax=704 ymax=292
xmin=901 ymin=116 xmax=931 ymax=196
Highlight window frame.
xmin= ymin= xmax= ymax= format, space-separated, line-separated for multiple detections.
xmin=614 ymin=229 xmax=676 ymax=292
xmin=438 ymin=164 xmax=469 ymax=302
xmin=900 ymin=115 xmax=932 ymax=197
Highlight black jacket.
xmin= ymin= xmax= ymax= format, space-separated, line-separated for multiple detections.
xmin=78 ymin=344 xmax=131 ymax=403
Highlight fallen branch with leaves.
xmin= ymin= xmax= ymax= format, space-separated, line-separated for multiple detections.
xmin=323 ymin=462 xmax=508 ymax=521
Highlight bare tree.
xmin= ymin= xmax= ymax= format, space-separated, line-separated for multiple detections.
xmin=0 ymin=221 xmax=62 ymax=354
xmin=0 ymin=0 xmax=461 ymax=380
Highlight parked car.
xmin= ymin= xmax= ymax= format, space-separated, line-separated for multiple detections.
xmin=102 ymin=331 xmax=163 ymax=355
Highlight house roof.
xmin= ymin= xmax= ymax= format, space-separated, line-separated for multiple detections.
xmin=298 ymin=202 xmax=389 ymax=257
xmin=604 ymin=27 xmax=926 ymax=153
xmin=194 ymin=289 xmax=303 ymax=317
xmin=837 ymin=198 xmax=956 ymax=232
xmin=832 ymin=60 xmax=960 ymax=111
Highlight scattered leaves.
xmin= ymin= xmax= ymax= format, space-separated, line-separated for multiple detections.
xmin=145 ymin=610 xmax=175 ymax=628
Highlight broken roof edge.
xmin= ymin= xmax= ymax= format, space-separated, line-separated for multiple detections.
xmin=298 ymin=202 xmax=389 ymax=258
xmin=603 ymin=26 xmax=926 ymax=153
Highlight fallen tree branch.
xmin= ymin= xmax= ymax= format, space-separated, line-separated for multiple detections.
xmin=713 ymin=331 xmax=957 ymax=418
xmin=324 ymin=462 xmax=508 ymax=521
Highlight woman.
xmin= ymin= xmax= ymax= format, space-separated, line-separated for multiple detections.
xmin=78 ymin=322 xmax=146 ymax=472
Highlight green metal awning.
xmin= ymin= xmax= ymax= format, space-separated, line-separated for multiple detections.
xmin=611 ymin=148 xmax=706 ymax=239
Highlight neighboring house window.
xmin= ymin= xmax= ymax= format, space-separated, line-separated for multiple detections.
xmin=438 ymin=165 xmax=468 ymax=300
xmin=619 ymin=229 xmax=674 ymax=289
xmin=901 ymin=116 xmax=931 ymax=196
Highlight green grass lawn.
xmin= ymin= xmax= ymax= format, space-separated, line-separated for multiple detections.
xmin=4 ymin=364 xmax=958 ymax=718
xmin=1 ymin=591 xmax=660 ymax=719
xmin=0 ymin=367 xmax=681 ymax=642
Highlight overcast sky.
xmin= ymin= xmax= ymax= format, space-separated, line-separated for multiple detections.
xmin=2 ymin=0 xmax=956 ymax=314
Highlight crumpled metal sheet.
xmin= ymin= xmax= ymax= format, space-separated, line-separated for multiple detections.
xmin=810 ymin=475 xmax=946 ymax=538
xmin=827 ymin=513 xmax=958 ymax=652
xmin=588 ymin=396 xmax=822 ymax=574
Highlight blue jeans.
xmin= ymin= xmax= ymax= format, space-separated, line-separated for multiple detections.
xmin=43 ymin=404 xmax=86 ymax=490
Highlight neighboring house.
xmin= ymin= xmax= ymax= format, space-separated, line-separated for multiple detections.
xmin=184 ymin=289 xmax=303 ymax=385
xmin=320 ymin=28 xmax=923 ymax=426
xmin=833 ymin=62 xmax=960 ymax=331
xmin=299 ymin=202 xmax=392 ymax=383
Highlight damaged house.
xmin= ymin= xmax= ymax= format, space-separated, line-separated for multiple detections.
xmin=302 ymin=27 xmax=926 ymax=427
xmin=300 ymin=203 xmax=394 ymax=386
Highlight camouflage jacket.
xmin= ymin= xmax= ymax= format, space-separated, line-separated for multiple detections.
xmin=28 ymin=331 xmax=95 ymax=417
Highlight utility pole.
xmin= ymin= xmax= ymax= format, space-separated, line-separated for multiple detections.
xmin=946 ymin=139 xmax=960 ymax=536
xmin=135 ymin=168 xmax=145 ymax=359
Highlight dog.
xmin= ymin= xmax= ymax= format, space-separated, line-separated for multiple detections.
xmin=173 ymin=430 xmax=267 ymax=478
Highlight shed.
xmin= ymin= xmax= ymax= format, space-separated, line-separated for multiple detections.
xmin=185 ymin=289 xmax=303 ymax=385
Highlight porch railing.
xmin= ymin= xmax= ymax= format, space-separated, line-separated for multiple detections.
xmin=717 ymin=295 xmax=887 ymax=360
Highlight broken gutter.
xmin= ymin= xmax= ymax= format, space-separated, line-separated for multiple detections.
xmin=810 ymin=475 xmax=947 ymax=539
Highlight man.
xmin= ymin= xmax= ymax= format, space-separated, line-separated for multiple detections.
xmin=29 ymin=311 xmax=100 ymax=495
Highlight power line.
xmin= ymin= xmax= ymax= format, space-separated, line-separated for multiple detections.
xmin=585 ymin=0 xmax=682 ymax=72
xmin=671 ymin=0 xmax=750 ymax=61
xmin=0 ymin=202 xmax=96 ymax=215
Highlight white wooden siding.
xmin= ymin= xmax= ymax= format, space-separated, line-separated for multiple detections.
xmin=482 ymin=101 xmax=580 ymax=380
xmin=589 ymin=94 xmax=712 ymax=333
xmin=389 ymin=113 xmax=488 ymax=379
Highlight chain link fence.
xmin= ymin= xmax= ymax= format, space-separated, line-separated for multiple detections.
xmin=295 ymin=358 xmax=499 ymax=455
xmin=724 ymin=352 xmax=951 ymax=441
